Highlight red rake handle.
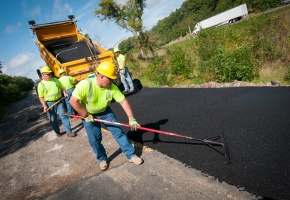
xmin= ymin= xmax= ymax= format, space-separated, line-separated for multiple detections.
xmin=67 ymin=114 xmax=223 ymax=146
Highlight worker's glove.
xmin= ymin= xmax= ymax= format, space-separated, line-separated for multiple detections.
xmin=120 ymin=69 xmax=125 ymax=75
xmin=129 ymin=117 xmax=140 ymax=131
xmin=84 ymin=114 xmax=94 ymax=123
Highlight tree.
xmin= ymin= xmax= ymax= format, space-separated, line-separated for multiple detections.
xmin=94 ymin=0 xmax=154 ymax=57
xmin=94 ymin=34 xmax=103 ymax=46
xmin=84 ymin=33 xmax=90 ymax=39
xmin=0 ymin=61 xmax=3 ymax=73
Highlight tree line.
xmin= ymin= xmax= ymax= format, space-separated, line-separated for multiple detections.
xmin=0 ymin=73 xmax=34 ymax=105
xmin=102 ymin=0 xmax=283 ymax=54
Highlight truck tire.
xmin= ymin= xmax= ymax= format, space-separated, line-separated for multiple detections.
xmin=133 ymin=79 xmax=143 ymax=92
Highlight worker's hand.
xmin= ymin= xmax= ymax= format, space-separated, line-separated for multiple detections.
xmin=129 ymin=117 xmax=140 ymax=131
xmin=121 ymin=69 xmax=125 ymax=75
xmin=44 ymin=106 xmax=49 ymax=112
xmin=84 ymin=114 xmax=94 ymax=123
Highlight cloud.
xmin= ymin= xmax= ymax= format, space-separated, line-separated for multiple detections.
xmin=143 ymin=0 xmax=185 ymax=29
xmin=52 ymin=0 xmax=73 ymax=20
xmin=3 ymin=53 xmax=44 ymax=80
xmin=4 ymin=23 xmax=21 ymax=34
xmin=8 ymin=53 xmax=35 ymax=68
xmin=30 ymin=5 xmax=41 ymax=16
xmin=22 ymin=1 xmax=41 ymax=17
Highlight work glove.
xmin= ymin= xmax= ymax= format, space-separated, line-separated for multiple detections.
xmin=84 ymin=114 xmax=94 ymax=123
xmin=120 ymin=69 xmax=125 ymax=75
xmin=129 ymin=117 xmax=140 ymax=131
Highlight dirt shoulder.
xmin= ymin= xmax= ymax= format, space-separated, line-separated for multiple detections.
xmin=0 ymin=90 xmax=135 ymax=199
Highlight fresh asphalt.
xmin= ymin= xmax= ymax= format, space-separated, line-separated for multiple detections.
xmin=47 ymin=87 xmax=290 ymax=200
xmin=113 ymin=87 xmax=290 ymax=200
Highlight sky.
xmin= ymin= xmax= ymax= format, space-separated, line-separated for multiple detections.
xmin=0 ymin=0 xmax=186 ymax=81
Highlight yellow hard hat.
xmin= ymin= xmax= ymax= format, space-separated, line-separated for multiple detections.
xmin=113 ymin=47 xmax=120 ymax=53
xmin=58 ymin=69 xmax=65 ymax=75
xmin=41 ymin=65 xmax=53 ymax=73
xmin=96 ymin=61 xmax=117 ymax=80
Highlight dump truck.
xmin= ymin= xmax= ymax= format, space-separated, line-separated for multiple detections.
xmin=28 ymin=15 xmax=142 ymax=93
xmin=192 ymin=4 xmax=248 ymax=34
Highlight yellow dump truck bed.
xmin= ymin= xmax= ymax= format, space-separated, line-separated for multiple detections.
xmin=29 ymin=17 xmax=116 ymax=81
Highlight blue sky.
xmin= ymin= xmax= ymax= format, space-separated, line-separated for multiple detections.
xmin=0 ymin=0 xmax=186 ymax=80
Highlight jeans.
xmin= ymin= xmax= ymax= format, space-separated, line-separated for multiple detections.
xmin=46 ymin=101 xmax=72 ymax=134
xmin=120 ymin=67 xmax=134 ymax=91
xmin=82 ymin=107 xmax=136 ymax=162
xmin=65 ymin=88 xmax=74 ymax=115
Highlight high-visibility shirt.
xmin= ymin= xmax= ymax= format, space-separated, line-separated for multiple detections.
xmin=116 ymin=54 xmax=126 ymax=69
xmin=38 ymin=77 xmax=64 ymax=101
xmin=59 ymin=75 xmax=75 ymax=90
xmin=72 ymin=78 xmax=125 ymax=114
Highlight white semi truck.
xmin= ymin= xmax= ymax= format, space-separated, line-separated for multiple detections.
xmin=192 ymin=4 xmax=248 ymax=34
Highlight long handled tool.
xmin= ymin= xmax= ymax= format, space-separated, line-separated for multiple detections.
xmin=64 ymin=114 xmax=231 ymax=163
xmin=27 ymin=97 xmax=66 ymax=121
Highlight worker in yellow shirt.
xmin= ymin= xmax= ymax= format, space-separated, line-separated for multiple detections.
xmin=58 ymin=69 xmax=78 ymax=115
xmin=114 ymin=47 xmax=135 ymax=94
xmin=37 ymin=66 xmax=75 ymax=137
xmin=70 ymin=61 xmax=143 ymax=171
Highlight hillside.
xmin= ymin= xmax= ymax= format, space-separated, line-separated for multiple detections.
xmin=126 ymin=4 xmax=290 ymax=87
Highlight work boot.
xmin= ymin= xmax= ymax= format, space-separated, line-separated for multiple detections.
xmin=122 ymin=90 xmax=128 ymax=94
xmin=100 ymin=161 xmax=109 ymax=171
xmin=129 ymin=156 xmax=143 ymax=165
xmin=55 ymin=132 xmax=62 ymax=137
xmin=67 ymin=132 xmax=76 ymax=137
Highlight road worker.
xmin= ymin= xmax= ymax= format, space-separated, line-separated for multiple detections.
xmin=114 ymin=47 xmax=135 ymax=94
xmin=38 ymin=65 xmax=76 ymax=137
xmin=58 ymin=69 xmax=78 ymax=115
xmin=70 ymin=61 xmax=143 ymax=171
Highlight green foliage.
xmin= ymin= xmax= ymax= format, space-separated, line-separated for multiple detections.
xmin=168 ymin=47 xmax=191 ymax=79
xmin=94 ymin=0 xmax=155 ymax=54
xmin=143 ymin=56 xmax=171 ymax=86
xmin=119 ymin=37 xmax=137 ymax=53
xmin=211 ymin=47 xmax=255 ymax=82
xmin=284 ymin=66 xmax=290 ymax=81
xmin=126 ymin=2 xmax=290 ymax=87
xmin=0 ymin=74 xmax=34 ymax=105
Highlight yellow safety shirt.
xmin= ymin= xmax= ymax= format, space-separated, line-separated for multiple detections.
xmin=116 ymin=54 xmax=126 ymax=69
xmin=38 ymin=77 xmax=63 ymax=101
xmin=72 ymin=78 xmax=125 ymax=114
xmin=59 ymin=75 xmax=75 ymax=90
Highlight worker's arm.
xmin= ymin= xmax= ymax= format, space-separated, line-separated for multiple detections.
xmin=119 ymin=98 xmax=133 ymax=118
xmin=72 ymin=79 xmax=79 ymax=85
xmin=39 ymin=97 xmax=48 ymax=112
xmin=120 ymin=98 xmax=140 ymax=131
xmin=62 ymin=88 xmax=68 ymax=97
xmin=122 ymin=59 xmax=126 ymax=69
xmin=70 ymin=96 xmax=87 ymax=117
xmin=70 ymin=95 xmax=94 ymax=122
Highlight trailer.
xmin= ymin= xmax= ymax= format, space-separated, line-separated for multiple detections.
xmin=192 ymin=4 xmax=248 ymax=34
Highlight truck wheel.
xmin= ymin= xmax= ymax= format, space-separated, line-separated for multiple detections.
xmin=133 ymin=79 xmax=143 ymax=92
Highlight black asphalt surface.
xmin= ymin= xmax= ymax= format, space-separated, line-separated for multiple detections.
xmin=110 ymin=87 xmax=290 ymax=200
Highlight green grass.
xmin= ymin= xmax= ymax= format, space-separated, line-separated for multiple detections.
xmin=128 ymin=6 xmax=290 ymax=87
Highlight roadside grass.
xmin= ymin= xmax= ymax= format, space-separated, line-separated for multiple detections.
xmin=128 ymin=6 xmax=290 ymax=87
